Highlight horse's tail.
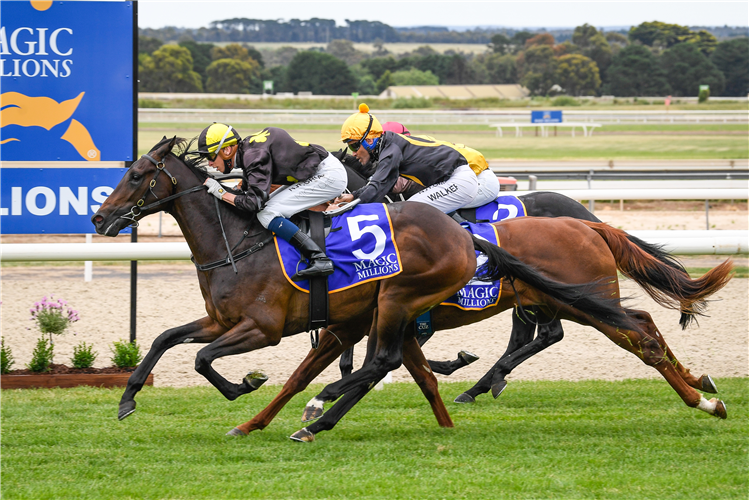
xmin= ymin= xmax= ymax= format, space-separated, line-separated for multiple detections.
xmin=471 ymin=236 xmax=641 ymax=333
xmin=580 ymin=220 xmax=734 ymax=329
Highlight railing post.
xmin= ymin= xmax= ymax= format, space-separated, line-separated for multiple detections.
xmin=587 ymin=170 xmax=595 ymax=213
xmin=528 ymin=175 xmax=538 ymax=191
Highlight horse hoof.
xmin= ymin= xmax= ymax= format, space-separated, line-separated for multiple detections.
xmin=712 ymin=399 xmax=727 ymax=419
xmin=458 ymin=350 xmax=480 ymax=365
xmin=226 ymin=427 xmax=247 ymax=437
xmin=701 ymin=374 xmax=718 ymax=394
xmin=302 ymin=405 xmax=323 ymax=422
xmin=491 ymin=380 xmax=508 ymax=399
xmin=244 ymin=370 xmax=269 ymax=391
xmin=118 ymin=401 xmax=136 ymax=421
xmin=454 ymin=393 xmax=475 ymax=404
xmin=290 ymin=428 xmax=315 ymax=443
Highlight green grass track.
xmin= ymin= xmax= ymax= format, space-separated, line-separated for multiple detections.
xmin=2 ymin=378 xmax=747 ymax=499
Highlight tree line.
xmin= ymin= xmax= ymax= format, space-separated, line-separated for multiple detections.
xmin=138 ymin=21 xmax=748 ymax=97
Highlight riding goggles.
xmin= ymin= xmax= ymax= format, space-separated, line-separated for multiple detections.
xmin=343 ymin=113 xmax=374 ymax=153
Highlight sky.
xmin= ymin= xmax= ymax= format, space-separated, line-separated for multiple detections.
xmin=138 ymin=0 xmax=749 ymax=30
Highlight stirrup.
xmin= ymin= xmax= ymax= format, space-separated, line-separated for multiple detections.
xmin=291 ymin=259 xmax=334 ymax=281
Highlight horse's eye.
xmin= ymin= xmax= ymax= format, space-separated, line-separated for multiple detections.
xmin=131 ymin=173 xmax=142 ymax=181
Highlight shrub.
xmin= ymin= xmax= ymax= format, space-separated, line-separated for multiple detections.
xmin=1 ymin=338 xmax=14 ymax=374
xmin=71 ymin=342 xmax=98 ymax=369
xmin=27 ymin=336 xmax=54 ymax=373
xmin=698 ymin=87 xmax=710 ymax=103
xmin=138 ymin=99 xmax=164 ymax=108
xmin=551 ymin=96 xmax=581 ymax=106
xmin=391 ymin=96 xmax=432 ymax=109
xmin=30 ymin=296 xmax=80 ymax=341
xmin=110 ymin=340 xmax=143 ymax=368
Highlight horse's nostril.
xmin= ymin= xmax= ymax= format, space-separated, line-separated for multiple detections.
xmin=92 ymin=214 xmax=103 ymax=224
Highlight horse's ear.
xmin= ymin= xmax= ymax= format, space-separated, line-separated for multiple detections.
xmin=168 ymin=136 xmax=178 ymax=149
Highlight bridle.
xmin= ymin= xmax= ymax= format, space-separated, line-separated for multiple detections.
xmin=111 ymin=151 xmax=272 ymax=274
xmin=117 ymin=153 xmax=205 ymax=228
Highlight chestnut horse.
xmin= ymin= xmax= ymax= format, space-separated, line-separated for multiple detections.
xmin=91 ymin=137 xmax=638 ymax=437
xmin=340 ymin=162 xmax=694 ymax=402
xmin=227 ymin=217 xmax=732 ymax=442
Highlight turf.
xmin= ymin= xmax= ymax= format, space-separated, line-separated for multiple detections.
xmin=2 ymin=378 xmax=747 ymax=499
xmin=137 ymin=125 xmax=748 ymax=160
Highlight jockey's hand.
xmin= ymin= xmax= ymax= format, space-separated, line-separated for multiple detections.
xmin=334 ymin=193 xmax=355 ymax=205
xmin=204 ymin=178 xmax=226 ymax=200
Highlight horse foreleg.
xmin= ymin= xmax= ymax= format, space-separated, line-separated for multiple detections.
xmin=119 ymin=316 xmax=225 ymax=420
xmin=229 ymin=327 xmax=357 ymax=436
xmin=402 ymin=337 xmax=453 ymax=427
xmin=194 ymin=318 xmax=275 ymax=402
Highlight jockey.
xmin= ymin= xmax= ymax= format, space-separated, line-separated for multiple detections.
xmin=382 ymin=122 xmax=499 ymax=208
xmin=196 ymin=123 xmax=347 ymax=281
xmin=334 ymin=104 xmax=478 ymax=214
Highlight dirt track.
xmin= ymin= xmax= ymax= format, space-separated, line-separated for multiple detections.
xmin=1 ymin=209 xmax=747 ymax=390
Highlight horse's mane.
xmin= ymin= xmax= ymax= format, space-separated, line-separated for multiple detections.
xmin=147 ymin=136 xmax=210 ymax=181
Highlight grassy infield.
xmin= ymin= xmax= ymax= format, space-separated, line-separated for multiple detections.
xmin=2 ymin=379 xmax=747 ymax=499
xmin=3 ymin=111 xmax=747 ymax=499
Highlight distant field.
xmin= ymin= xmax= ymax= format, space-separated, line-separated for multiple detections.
xmin=139 ymin=123 xmax=749 ymax=160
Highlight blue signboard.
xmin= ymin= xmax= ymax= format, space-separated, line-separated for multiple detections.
xmin=531 ymin=110 xmax=563 ymax=124
xmin=0 ymin=167 xmax=130 ymax=234
xmin=0 ymin=1 xmax=134 ymax=162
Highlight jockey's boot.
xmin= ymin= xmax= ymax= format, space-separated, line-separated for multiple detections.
xmin=290 ymin=231 xmax=334 ymax=281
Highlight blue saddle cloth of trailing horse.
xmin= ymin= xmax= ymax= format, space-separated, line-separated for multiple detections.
xmin=474 ymin=195 xmax=527 ymax=222
xmin=440 ymin=221 xmax=503 ymax=310
xmin=276 ymin=203 xmax=401 ymax=293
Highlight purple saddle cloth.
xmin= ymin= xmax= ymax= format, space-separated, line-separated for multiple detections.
xmin=276 ymin=203 xmax=402 ymax=293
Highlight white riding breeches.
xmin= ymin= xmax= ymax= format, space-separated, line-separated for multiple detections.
xmin=408 ymin=164 xmax=478 ymax=214
xmin=256 ymin=154 xmax=348 ymax=228
xmin=464 ymin=168 xmax=501 ymax=208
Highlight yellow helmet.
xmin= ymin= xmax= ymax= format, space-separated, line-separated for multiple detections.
xmin=197 ymin=123 xmax=241 ymax=159
xmin=341 ymin=103 xmax=383 ymax=144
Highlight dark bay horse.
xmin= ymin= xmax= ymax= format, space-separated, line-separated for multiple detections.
xmin=228 ymin=217 xmax=732 ymax=441
xmin=91 ymin=137 xmax=638 ymax=437
xmin=340 ymin=162 xmax=694 ymax=403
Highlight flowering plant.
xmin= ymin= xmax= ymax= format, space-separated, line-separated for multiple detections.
xmin=30 ymin=295 xmax=80 ymax=342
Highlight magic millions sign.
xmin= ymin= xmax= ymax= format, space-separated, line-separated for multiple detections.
xmin=0 ymin=0 xmax=134 ymax=162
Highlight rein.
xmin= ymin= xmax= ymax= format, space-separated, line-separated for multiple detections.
xmin=122 ymin=153 xmax=275 ymax=274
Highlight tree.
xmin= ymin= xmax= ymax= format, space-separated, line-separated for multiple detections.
xmin=326 ymin=39 xmax=366 ymax=65
xmin=139 ymin=36 xmax=163 ymax=55
xmin=662 ymin=43 xmax=725 ymax=96
xmin=525 ymin=33 xmax=555 ymax=47
xmin=602 ymin=45 xmax=670 ymax=96
xmin=243 ymin=45 xmax=265 ymax=67
xmin=360 ymin=56 xmax=399 ymax=80
xmin=139 ymin=45 xmax=203 ymax=93
xmin=572 ymin=24 xmax=612 ymax=80
xmin=285 ymin=51 xmax=356 ymax=95
xmin=510 ymin=31 xmax=536 ymax=47
xmin=489 ymin=34 xmax=511 ymax=54
xmin=519 ymin=45 xmax=558 ymax=95
xmin=390 ymin=68 xmax=439 ymax=86
xmin=376 ymin=70 xmax=394 ymax=93
xmin=687 ymin=30 xmax=718 ymax=56
xmin=478 ymin=53 xmax=518 ymax=84
xmin=205 ymin=59 xmax=261 ymax=94
xmin=555 ymin=54 xmax=601 ymax=96
xmin=605 ymin=32 xmax=628 ymax=47
xmin=711 ymin=38 xmax=749 ymax=96
xmin=629 ymin=21 xmax=692 ymax=48
xmin=179 ymin=40 xmax=215 ymax=86
xmin=211 ymin=43 xmax=256 ymax=63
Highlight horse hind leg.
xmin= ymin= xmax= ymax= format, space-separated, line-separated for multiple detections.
xmin=627 ymin=309 xmax=719 ymax=394
xmin=597 ymin=310 xmax=727 ymax=419
xmin=119 ymin=316 xmax=225 ymax=420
